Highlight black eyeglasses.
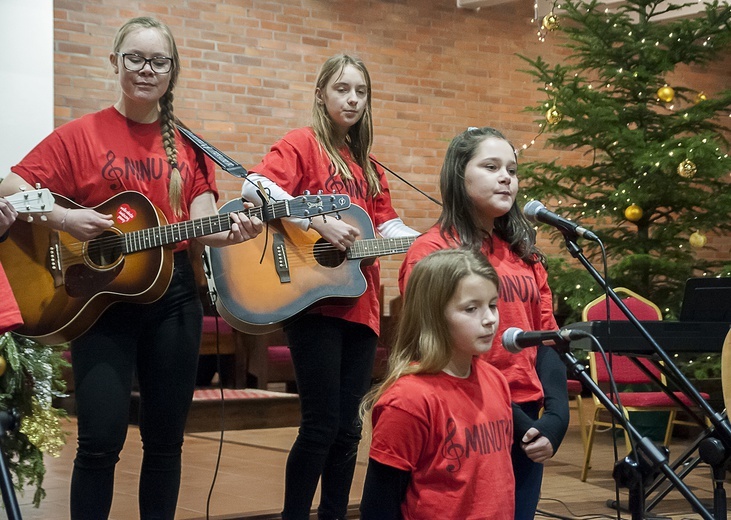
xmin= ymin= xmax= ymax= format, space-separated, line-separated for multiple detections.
xmin=117 ymin=53 xmax=173 ymax=74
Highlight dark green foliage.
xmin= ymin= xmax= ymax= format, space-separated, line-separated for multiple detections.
xmin=519 ymin=0 xmax=731 ymax=322
xmin=0 ymin=333 xmax=69 ymax=506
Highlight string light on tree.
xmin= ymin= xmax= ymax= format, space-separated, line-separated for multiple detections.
xmin=695 ymin=91 xmax=707 ymax=104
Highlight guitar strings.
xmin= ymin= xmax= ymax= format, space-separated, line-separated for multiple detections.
xmin=57 ymin=214 xmax=235 ymax=264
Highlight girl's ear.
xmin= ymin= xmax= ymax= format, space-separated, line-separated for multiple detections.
xmin=109 ymin=52 xmax=119 ymax=73
xmin=315 ymin=88 xmax=324 ymax=105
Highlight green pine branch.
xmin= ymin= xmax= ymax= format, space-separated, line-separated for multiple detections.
xmin=519 ymin=0 xmax=731 ymax=321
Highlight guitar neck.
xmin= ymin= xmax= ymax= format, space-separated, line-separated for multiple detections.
xmin=122 ymin=200 xmax=290 ymax=254
xmin=346 ymin=235 xmax=418 ymax=260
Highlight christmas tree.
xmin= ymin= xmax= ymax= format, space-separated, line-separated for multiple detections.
xmin=519 ymin=0 xmax=731 ymax=323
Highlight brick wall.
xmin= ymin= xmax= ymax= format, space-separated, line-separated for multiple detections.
xmin=53 ymin=0 xmax=731 ymax=309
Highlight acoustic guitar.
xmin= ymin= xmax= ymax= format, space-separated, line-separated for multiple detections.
xmin=207 ymin=201 xmax=418 ymax=334
xmin=0 ymin=190 xmax=350 ymax=345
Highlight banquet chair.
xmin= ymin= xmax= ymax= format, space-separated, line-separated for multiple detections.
xmin=721 ymin=327 xmax=731 ymax=413
xmin=580 ymin=287 xmax=708 ymax=481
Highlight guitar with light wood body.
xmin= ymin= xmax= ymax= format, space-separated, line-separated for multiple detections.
xmin=207 ymin=202 xmax=417 ymax=334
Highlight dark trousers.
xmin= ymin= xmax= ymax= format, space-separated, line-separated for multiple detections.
xmin=69 ymin=252 xmax=202 ymax=520
xmin=282 ymin=315 xmax=377 ymax=520
xmin=513 ymin=400 xmax=544 ymax=520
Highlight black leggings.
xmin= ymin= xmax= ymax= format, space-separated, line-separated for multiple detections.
xmin=282 ymin=315 xmax=377 ymax=520
xmin=69 ymin=252 xmax=202 ymax=520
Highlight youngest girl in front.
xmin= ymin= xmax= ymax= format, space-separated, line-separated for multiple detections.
xmin=360 ymin=248 xmax=514 ymax=520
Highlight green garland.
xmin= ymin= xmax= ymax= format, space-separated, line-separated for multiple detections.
xmin=0 ymin=332 xmax=69 ymax=507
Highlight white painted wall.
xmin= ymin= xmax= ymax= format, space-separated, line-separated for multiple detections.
xmin=0 ymin=0 xmax=54 ymax=180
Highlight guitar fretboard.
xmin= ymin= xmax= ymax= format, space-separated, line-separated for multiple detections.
xmin=120 ymin=201 xmax=294 ymax=254
xmin=347 ymin=235 xmax=418 ymax=260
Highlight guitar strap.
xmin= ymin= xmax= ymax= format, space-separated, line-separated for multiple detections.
xmin=176 ymin=123 xmax=248 ymax=179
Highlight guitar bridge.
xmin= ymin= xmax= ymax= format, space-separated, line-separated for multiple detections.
xmin=272 ymin=233 xmax=290 ymax=283
xmin=48 ymin=231 xmax=64 ymax=288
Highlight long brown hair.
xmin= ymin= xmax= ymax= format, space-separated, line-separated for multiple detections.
xmin=113 ymin=16 xmax=184 ymax=217
xmin=312 ymin=54 xmax=381 ymax=197
xmin=361 ymin=249 xmax=499 ymax=418
xmin=438 ymin=126 xmax=544 ymax=264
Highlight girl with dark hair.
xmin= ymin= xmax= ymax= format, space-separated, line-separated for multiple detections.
xmin=399 ymin=126 xmax=569 ymax=520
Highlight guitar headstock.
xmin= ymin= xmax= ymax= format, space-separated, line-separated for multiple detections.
xmin=6 ymin=186 xmax=56 ymax=223
xmin=288 ymin=193 xmax=351 ymax=220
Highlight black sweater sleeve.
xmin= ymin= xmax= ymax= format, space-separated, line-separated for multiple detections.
xmin=532 ymin=345 xmax=570 ymax=453
xmin=360 ymin=458 xmax=411 ymax=520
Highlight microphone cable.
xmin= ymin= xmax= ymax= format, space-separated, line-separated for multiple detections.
xmin=370 ymin=157 xmax=443 ymax=207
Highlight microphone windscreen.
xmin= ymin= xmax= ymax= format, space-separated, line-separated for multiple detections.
xmin=523 ymin=200 xmax=544 ymax=222
xmin=501 ymin=327 xmax=523 ymax=354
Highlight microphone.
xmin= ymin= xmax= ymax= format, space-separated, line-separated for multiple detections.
xmin=502 ymin=327 xmax=588 ymax=354
xmin=523 ymin=200 xmax=599 ymax=241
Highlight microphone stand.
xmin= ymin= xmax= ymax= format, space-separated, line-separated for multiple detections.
xmin=0 ymin=410 xmax=23 ymax=520
xmin=559 ymin=348 xmax=711 ymax=519
xmin=562 ymin=233 xmax=730 ymax=519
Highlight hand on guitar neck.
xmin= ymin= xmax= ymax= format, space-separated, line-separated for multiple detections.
xmin=309 ymin=213 xmax=360 ymax=252
xmin=0 ymin=197 xmax=17 ymax=237
xmin=0 ymin=185 xmax=56 ymax=235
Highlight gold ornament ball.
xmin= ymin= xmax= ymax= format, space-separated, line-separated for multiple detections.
xmin=695 ymin=91 xmax=707 ymax=104
xmin=545 ymin=106 xmax=562 ymax=125
xmin=657 ymin=85 xmax=675 ymax=103
xmin=0 ymin=355 xmax=5 ymax=376
xmin=624 ymin=203 xmax=643 ymax=222
xmin=677 ymin=159 xmax=697 ymax=178
xmin=689 ymin=231 xmax=707 ymax=248
xmin=542 ymin=13 xmax=559 ymax=31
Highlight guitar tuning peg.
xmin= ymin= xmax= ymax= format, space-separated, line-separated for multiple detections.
xmin=34 ymin=182 xmax=42 ymax=189
xmin=317 ymin=189 xmax=323 ymax=194
xmin=19 ymin=185 xmax=28 ymax=192
xmin=26 ymin=215 xmax=34 ymax=223
xmin=321 ymin=214 xmax=327 ymax=223
xmin=303 ymin=190 xmax=311 ymax=195
xmin=40 ymin=215 xmax=48 ymax=222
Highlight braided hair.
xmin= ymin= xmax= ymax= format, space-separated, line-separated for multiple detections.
xmin=113 ymin=17 xmax=184 ymax=217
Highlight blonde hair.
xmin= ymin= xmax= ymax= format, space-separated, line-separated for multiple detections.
xmin=113 ymin=17 xmax=184 ymax=217
xmin=361 ymin=249 xmax=499 ymax=418
xmin=311 ymin=54 xmax=381 ymax=197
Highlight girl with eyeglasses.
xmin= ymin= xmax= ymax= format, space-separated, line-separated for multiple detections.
xmin=1 ymin=16 xmax=262 ymax=519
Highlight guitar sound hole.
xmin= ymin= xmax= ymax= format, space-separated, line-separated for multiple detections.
xmin=313 ymin=238 xmax=346 ymax=268
xmin=86 ymin=230 xmax=124 ymax=269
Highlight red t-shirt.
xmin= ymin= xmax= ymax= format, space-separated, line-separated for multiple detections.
xmin=12 ymin=106 xmax=218 ymax=252
xmin=0 ymin=263 xmax=22 ymax=334
xmin=249 ymin=127 xmax=400 ymax=335
xmin=398 ymin=226 xmax=558 ymax=404
xmin=369 ymin=358 xmax=515 ymax=520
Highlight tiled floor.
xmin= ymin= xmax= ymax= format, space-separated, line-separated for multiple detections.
xmin=14 ymin=398 xmax=727 ymax=519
